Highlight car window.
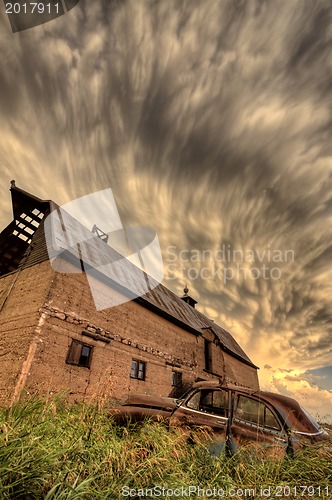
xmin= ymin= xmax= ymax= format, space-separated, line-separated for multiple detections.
xmin=186 ymin=391 xmax=201 ymax=410
xmin=236 ymin=395 xmax=280 ymax=430
xmin=186 ymin=389 xmax=228 ymax=417
xmin=236 ymin=396 xmax=263 ymax=424
xmin=265 ymin=407 xmax=279 ymax=429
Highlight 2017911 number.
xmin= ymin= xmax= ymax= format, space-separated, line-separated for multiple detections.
xmin=6 ymin=3 xmax=60 ymax=14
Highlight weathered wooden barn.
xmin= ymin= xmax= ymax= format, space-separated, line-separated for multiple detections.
xmin=0 ymin=183 xmax=258 ymax=404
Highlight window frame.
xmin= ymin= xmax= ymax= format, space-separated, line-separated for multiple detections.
xmin=172 ymin=371 xmax=182 ymax=387
xmin=204 ymin=339 xmax=213 ymax=372
xmin=66 ymin=339 xmax=93 ymax=368
xmin=185 ymin=388 xmax=229 ymax=417
xmin=130 ymin=359 xmax=146 ymax=381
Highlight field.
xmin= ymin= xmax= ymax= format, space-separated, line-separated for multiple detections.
xmin=0 ymin=396 xmax=331 ymax=499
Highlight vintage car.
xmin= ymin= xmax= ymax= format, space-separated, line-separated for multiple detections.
xmin=109 ymin=381 xmax=331 ymax=455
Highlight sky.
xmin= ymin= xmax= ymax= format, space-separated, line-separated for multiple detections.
xmin=0 ymin=0 xmax=331 ymax=423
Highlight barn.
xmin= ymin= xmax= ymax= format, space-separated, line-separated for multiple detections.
xmin=0 ymin=182 xmax=258 ymax=404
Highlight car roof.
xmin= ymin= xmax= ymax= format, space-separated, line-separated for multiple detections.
xmin=192 ymin=380 xmax=257 ymax=392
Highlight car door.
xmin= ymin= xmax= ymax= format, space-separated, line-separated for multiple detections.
xmin=170 ymin=388 xmax=230 ymax=451
xmin=231 ymin=393 xmax=289 ymax=456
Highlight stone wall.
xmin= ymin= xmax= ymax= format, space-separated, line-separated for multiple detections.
xmin=0 ymin=259 xmax=258 ymax=404
xmin=223 ymin=351 xmax=259 ymax=390
xmin=0 ymin=261 xmax=54 ymax=403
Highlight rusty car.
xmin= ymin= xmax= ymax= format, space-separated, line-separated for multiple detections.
xmin=109 ymin=380 xmax=331 ymax=456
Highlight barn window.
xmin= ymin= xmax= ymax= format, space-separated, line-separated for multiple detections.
xmin=172 ymin=371 xmax=182 ymax=387
xmin=66 ymin=340 xmax=93 ymax=368
xmin=130 ymin=359 xmax=146 ymax=380
xmin=204 ymin=339 xmax=213 ymax=372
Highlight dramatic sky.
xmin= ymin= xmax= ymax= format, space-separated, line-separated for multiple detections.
xmin=0 ymin=0 xmax=331 ymax=422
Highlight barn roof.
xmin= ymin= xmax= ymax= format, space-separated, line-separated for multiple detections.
xmin=0 ymin=183 xmax=257 ymax=368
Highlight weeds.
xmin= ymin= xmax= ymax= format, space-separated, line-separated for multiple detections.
xmin=0 ymin=396 xmax=331 ymax=498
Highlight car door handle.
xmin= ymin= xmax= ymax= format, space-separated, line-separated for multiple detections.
xmin=216 ymin=420 xmax=227 ymax=425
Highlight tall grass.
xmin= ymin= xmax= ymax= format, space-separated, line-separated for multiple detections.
xmin=0 ymin=396 xmax=331 ymax=498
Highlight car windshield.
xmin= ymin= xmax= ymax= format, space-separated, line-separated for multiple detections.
xmin=176 ymin=387 xmax=194 ymax=405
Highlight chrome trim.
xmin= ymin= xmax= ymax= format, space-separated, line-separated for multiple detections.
xmin=233 ymin=417 xmax=282 ymax=434
xmin=291 ymin=429 xmax=324 ymax=437
xmin=180 ymin=406 xmax=228 ymax=422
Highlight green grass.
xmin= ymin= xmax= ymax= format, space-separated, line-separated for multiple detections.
xmin=0 ymin=396 xmax=331 ymax=499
